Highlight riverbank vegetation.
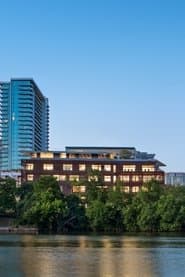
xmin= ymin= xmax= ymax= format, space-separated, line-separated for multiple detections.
xmin=1 ymin=176 xmax=185 ymax=233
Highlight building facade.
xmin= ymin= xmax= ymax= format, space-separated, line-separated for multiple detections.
xmin=21 ymin=146 xmax=165 ymax=194
xmin=165 ymin=172 xmax=185 ymax=186
xmin=0 ymin=79 xmax=49 ymax=170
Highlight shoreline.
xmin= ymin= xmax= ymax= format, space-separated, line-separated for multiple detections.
xmin=0 ymin=227 xmax=38 ymax=235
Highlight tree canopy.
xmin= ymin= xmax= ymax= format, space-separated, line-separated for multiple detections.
xmin=2 ymin=176 xmax=185 ymax=233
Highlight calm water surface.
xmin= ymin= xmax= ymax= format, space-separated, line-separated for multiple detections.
xmin=0 ymin=234 xmax=185 ymax=277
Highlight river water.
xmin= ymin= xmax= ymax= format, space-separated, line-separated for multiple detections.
xmin=0 ymin=234 xmax=185 ymax=277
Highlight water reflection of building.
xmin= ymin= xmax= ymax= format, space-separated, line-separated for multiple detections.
xmin=98 ymin=236 xmax=156 ymax=277
xmin=20 ymin=235 xmax=60 ymax=276
xmin=20 ymin=235 xmax=158 ymax=277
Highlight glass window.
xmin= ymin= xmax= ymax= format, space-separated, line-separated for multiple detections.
xmin=53 ymin=175 xmax=60 ymax=181
xmin=73 ymin=186 xmax=86 ymax=193
xmin=27 ymin=174 xmax=33 ymax=181
xmin=40 ymin=152 xmax=54 ymax=158
xmin=92 ymin=164 xmax=102 ymax=171
xmin=142 ymin=165 xmax=155 ymax=172
xmin=123 ymin=165 xmax=136 ymax=172
xmin=104 ymin=175 xmax=111 ymax=182
xmin=113 ymin=175 xmax=117 ymax=183
xmin=132 ymin=175 xmax=140 ymax=182
xmin=69 ymin=175 xmax=79 ymax=181
xmin=53 ymin=175 xmax=66 ymax=181
xmin=60 ymin=152 xmax=66 ymax=158
xmin=79 ymin=164 xmax=86 ymax=171
xmin=143 ymin=175 xmax=155 ymax=183
xmin=43 ymin=164 xmax=53 ymax=170
xmin=88 ymin=175 xmax=98 ymax=182
xmin=120 ymin=175 xmax=130 ymax=182
xmin=132 ymin=186 xmax=139 ymax=193
xmin=104 ymin=165 xmax=111 ymax=171
xmin=123 ymin=186 xmax=130 ymax=193
xmin=60 ymin=175 xmax=67 ymax=181
xmin=156 ymin=175 xmax=163 ymax=181
xmin=25 ymin=163 xmax=34 ymax=170
xmin=63 ymin=164 xmax=73 ymax=171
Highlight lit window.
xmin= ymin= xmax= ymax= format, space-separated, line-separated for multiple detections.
xmin=60 ymin=175 xmax=67 ymax=181
xmin=142 ymin=186 xmax=148 ymax=191
xmin=132 ymin=186 xmax=139 ymax=193
xmin=72 ymin=186 xmax=86 ymax=193
xmin=40 ymin=152 xmax=54 ymax=158
xmin=43 ymin=164 xmax=53 ymax=170
xmin=104 ymin=165 xmax=111 ymax=171
xmin=60 ymin=152 xmax=67 ymax=158
xmin=92 ymin=164 xmax=102 ymax=171
xmin=53 ymin=175 xmax=60 ymax=181
xmin=142 ymin=165 xmax=155 ymax=172
xmin=69 ymin=154 xmax=76 ymax=158
xmin=53 ymin=175 xmax=66 ymax=181
xmin=123 ymin=165 xmax=136 ymax=172
xmin=27 ymin=174 xmax=33 ymax=181
xmin=104 ymin=175 xmax=111 ymax=182
xmin=63 ymin=164 xmax=73 ymax=171
xmin=69 ymin=175 xmax=79 ymax=181
xmin=26 ymin=163 xmax=34 ymax=170
xmin=132 ymin=175 xmax=140 ymax=182
xmin=143 ymin=175 xmax=155 ymax=183
xmin=60 ymin=185 xmax=63 ymax=192
xmin=124 ymin=186 xmax=130 ymax=193
xmin=88 ymin=175 xmax=98 ymax=182
xmin=113 ymin=175 xmax=117 ymax=183
xmin=156 ymin=175 xmax=163 ymax=181
xmin=120 ymin=175 xmax=130 ymax=182
xmin=79 ymin=164 xmax=86 ymax=171
xmin=113 ymin=165 xmax=116 ymax=173
xmin=110 ymin=153 xmax=115 ymax=159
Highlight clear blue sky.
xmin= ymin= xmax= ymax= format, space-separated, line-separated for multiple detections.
xmin=1 ymin=0 xmax=185 ymax=171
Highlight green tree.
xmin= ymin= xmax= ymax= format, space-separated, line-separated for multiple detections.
xmin=86 ymin=199 xmax=106 ymax=231
xmin=137 ymin=202 xmax=159 ymax=232
xmin=124 ymin=180 xmax=163 ymax=232
xmin=86 ymin=186 xmax=125 ymax=232
xmin=119 ymin=149 xmax=132 ymax=159
xmin=23 ymin=189 xmax=68 ymax=232
xmin=16 ymin=182 xmax=34 ymax=219
xmin=18 ymin=176 xmax=68 ymax=233
xmin=64 ymin=194 xmax=87 ymax=231
xmin=157 ymin=187 xmax=185 ymax=231
xmin=85 ymin=170 xmax=107 ymax=203
xmin=123 ymin=195 xmax=140 ymax=232
xmin=0 ymin=178 xmax=16 ymax=216
xmin=104 ymin=186 xmax=125 ymax=232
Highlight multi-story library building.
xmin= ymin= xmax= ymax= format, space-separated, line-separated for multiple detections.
xmin=21 ymin=146 xmax=165 ymax=194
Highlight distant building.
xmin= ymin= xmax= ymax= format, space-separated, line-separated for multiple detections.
xmin=0 ymin=170 xmax=21 ymax=187
xmin=165 ymin=172 xmax=185 ymax=186
xmin=0 ymin=79 xmax=49 ymax=171
xmin=21 ymin=146 xmax=165 ymax=194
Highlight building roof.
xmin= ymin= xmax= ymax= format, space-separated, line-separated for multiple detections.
xmin=66 ymin=146 xmax=136 ymax=151
xmin=22 ymin=157 xmax=165 ymax=166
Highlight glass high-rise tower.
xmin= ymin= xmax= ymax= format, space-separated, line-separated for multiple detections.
xmin=0 ymin=79 xmax=49 ymax=170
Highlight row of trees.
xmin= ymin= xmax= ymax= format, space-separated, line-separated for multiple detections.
xmin=1 ymin=176 xmax=185 ymax=233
